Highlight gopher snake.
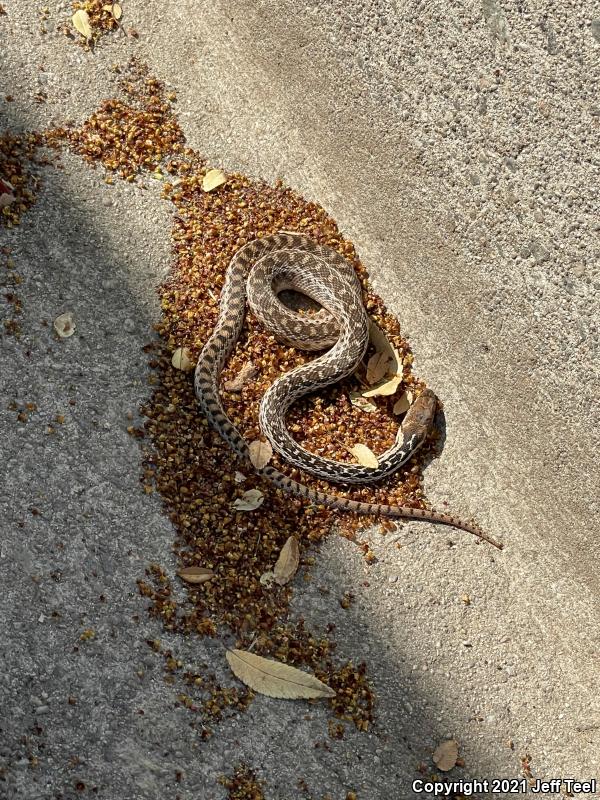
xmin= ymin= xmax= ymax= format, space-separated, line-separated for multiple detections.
xmin=195 ymin=232 xmax=501 ymax=548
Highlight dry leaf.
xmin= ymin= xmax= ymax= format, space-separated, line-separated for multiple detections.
xmin=348 ymin=392 xmax=378 ymax=413
xmin=232 ymin=489 xmax=264 ymax=511
xmin=348 ymin=444 xmax=379 ymax=468
xmin=273 ymin=536 xmax=300 ymax=585
xmin=366 ymin=351 xmax=391 ymax=385
xmin=202 ymin=169 xmax=227 ymax=192
xmin=177 ymin=567 xmax=214 ymax=584
xmin=368 ymin=322 xmax=401 ymax=374
xmin=0 ymin=178 xmax=16 ymax=207
xmin=72 ymin=9 xmax=92 ymax=39
xmin=111 ymin=2 xmax=122 ymax=19
xmin=234 ymin=471 xmax=247 ymax=483
xmin=361 ymin=373 xmax=403 ymax=398
xmin=171 ymin=347 xmax=194 ymax=371
xmin=432 ymin=739 xmax=459 ymax=772
xmin=224 ymin=361 xmax=257 ymax=391
xmin=248 ymin=439 xmax=273 ymax=470
xmin=392 ymin=391 xmax=413 ymax=415
xmin=226 ymin=649 xmax=336 ymax=699
xmin=359 ymin=324 xmax=403 ymax=397
xmin=53 ymin=312 xmax=75 ymax=338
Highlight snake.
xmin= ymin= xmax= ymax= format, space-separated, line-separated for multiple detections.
xmin=194 ymin=232 xmax=501 ymax=548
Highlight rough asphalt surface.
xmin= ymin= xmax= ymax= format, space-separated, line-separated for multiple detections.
xmin=1 ymin=2 xmax=599 ymax=799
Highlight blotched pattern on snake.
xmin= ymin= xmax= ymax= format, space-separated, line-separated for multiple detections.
xmin=194 ymin=232 xmax=499 ymax=547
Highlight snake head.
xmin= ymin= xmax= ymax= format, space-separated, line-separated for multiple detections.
xmin=397 ymin=388 xmax=438 ymax=447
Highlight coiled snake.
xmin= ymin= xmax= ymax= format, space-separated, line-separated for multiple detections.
xmin=195 ymin=232 xmax=501 ymax=548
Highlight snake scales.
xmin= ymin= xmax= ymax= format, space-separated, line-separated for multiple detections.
xmin=195 ymin=232 xmax=500 ymax=548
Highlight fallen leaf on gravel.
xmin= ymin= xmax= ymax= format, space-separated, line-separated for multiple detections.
xmin=177 ymin=567 xmax=214 ymax=585
xmin=348 ymin=443 xmax=379 ymax=468
xmin=226 ymin=649 xmax=336 ymax=699
xmin=368 ymin=321 xmax=401 ymax=375
xmin=224 ymin=360 xmax=257 ymax=391
xmin=0 ymin=179 xmax=16 ymax=207
xmin=366 ymin=351 xmax=391 ymax=385
xmin=171 ymin=347 xmax=194 ymax=371
xmin=202 ymin=169 xmax=227 ymax=192
xmin=361 ymin=373 xmax=403 ymax=398
xmin=72 ymin=9 xmax=92 ymax=40
xmin=348 ymin=392 xmax=378 ymax=413
xmin=232 ymin=489 xmax=264 ymax=511
xmin=248 ymin=439 xmax=273 ymax=470
xmin=273 ymin=536 xmax=299 ymax=585
xmin=53 ymin=312 xmax=75 ymax=338
xmin=432 ymin=739 xmax=459 ymax=771
xmin=392 ymin=391 xmax=413 ymax=415
xmin=102 ymin=3 xmax=122 ymax=19
xmin=234 ymin=471 xmax=247 ymax=483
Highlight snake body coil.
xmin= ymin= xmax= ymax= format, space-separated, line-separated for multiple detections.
xmin=195 ymin=232 xmax=500 ymax=547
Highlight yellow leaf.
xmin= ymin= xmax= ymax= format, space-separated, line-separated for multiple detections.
xmin=432 ymin=739 xmax=459 ymax=772
xmin=202 ymin=169 xmax=227 ymax=192
xmin=101 ymin=3 xmax=122 ymax=18
xmin=53 ymin=312 xmax=75 ymax=338
xmin=226 ymin=649 xmax=336 ymax=699
xmin=171 ymin=347 xmax=194 ymax=371
xmin=248 ymin=439 xmax=273 ymax=470
xmin=348 ymin=444 xmax=379 ymax=468
xmin=392 ymin=390 xmax=413 ymax=415
xmin=177 ymin=567 xmax=214 ymax=584
xmin=72 ymin=9 xmax=92 ymax=40
xmin=232 ymin=489 xmax=264 ymax=511
xmin=368 ymin=322 xmax=401 ymax=375
xmin=361 ymin=373 xmax=403 ymax=398
xmin=273 ymin=536 xmax=299 ymax=585
xmin=366 ymin=351 xmax=391 ymax=385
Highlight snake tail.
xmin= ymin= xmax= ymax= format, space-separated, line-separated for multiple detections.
xmin=260 ymin=466 xmax=503 ymax=550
